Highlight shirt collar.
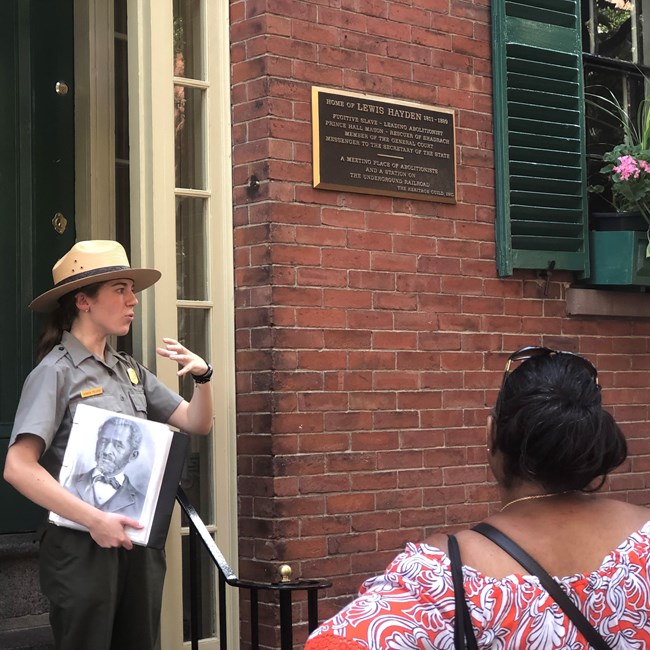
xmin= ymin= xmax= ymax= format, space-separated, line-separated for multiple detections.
xmin=91 ymin=468 xmax=125 ymax=487
xmin=61 ymin=330 xmax=120 ymax=369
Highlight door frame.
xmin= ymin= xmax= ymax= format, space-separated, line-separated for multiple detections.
xmin=73 ymin=1 xmax=239 ymax=647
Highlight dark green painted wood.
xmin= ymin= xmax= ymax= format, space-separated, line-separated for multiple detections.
xmin=589 ymin=231 xmax=650 ymax=286
xmin=493 ymin=0 xmax=590 ymax=277
xmin=0 ymin=0 xmax=21 ymax=437
xmin=0 ymin=0 xmax=76 ymax=533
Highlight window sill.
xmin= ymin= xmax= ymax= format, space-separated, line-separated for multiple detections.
xmin=566 ymin=287 xmax=650 ymax=317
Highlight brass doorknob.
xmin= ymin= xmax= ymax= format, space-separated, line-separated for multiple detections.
xmin=52 ymin=213 xmax=68 ymax=234
xmin=55 ymin=81 xmax=69 ymax=96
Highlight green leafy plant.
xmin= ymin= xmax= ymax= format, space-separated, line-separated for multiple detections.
xmin=588 ymin=88 xmax=650 ymax=222
xmin=587 ymin=87 xmax=650 ymax=255
xmin=597 ymin=145 xmax=650 ymax=223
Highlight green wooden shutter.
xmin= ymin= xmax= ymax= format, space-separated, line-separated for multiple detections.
xmin=493 ymin=0 xmax=589 ymax=277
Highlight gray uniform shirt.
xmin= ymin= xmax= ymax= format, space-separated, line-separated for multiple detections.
xmin=10 ymin=330 xmax=183 ymax=479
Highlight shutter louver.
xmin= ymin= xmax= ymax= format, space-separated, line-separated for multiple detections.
xmin=493 ymin=0 xmax=589 ymax=277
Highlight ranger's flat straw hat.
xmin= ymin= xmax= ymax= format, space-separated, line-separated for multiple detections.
xmin=30 ymin=240 xmax=161 ymax=312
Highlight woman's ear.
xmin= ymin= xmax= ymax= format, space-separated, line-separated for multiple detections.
xmin=74 ymin=292 xmax=90 ymax=313
xmin=486 ymin=413 xmax=504 ymax=483
xmin=486 ymin=413 xmax=497 ymax=454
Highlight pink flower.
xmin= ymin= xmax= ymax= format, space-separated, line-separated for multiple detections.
xmin=614 ymin=155 xmax=642 ymax=180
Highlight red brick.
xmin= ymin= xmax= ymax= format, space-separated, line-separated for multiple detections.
xmin=295 ymin=307 xmax=346 ymax=328
xmin=324 ymin=411 xmax=374 ymax=432
xmin=324 ymin=330 xmax=373 ymax=349
xmin=328 ymin=452 xmax=377 ymax=473
xmin=401 ymin=506 xmax=446 ymax=527
xmin=351 ymin=510 xmax=400 ymax=533
xmin=300 ymin=515 xmax=351 ymax=536
xmin=443 ymin=465 xmax=488 ymax=485
xmin=373 ymin=410 xmax=419 ymax=429
xmin=298 ymin=392 xmax=349 ymax=411
xmin=397 ymin=468 xmax=443 ymax=488
xmin=326 ymin=493 xmax=376 ymax=514
xmin=351 ymin=430 xmax=399 ymax=450
xmin=373 ymin=371 xmax=420 ymax=390
xmin=328 ymin=532 xmax=377 ymax=554
xmin=272 ymin=413 xmax=324 ymax=434
xmin=377 ymin=528 xmax=422 ymax=551
xmin=298 ymin=268 xmax=348 ymax=288
xmin=322 ymin=248 xmax=371 ymax=270
xmin=299 ymin=433 xmax=350 ymax=453
xmin=372 ymin=252 xmax=418 ymax=273
xmin=298 ymin=350 xmax=347 ymax=370
xmin=347 ymin=310 xmax=394 ymax=330
xmin=372 ymin=332 xmax=418 ymax=350
xmin=348 ymin=392 xmax=396 ymax=410
xmin=231 ymin=2 xmax=650 ymax=638
xmin=349 ymin=270 xmax=396 ymax=290
xmin=350 ymin=550 xmax=401 ymax=575
xmin=351 ymin=471 xmax=398 ymax=491
xmin=299 ymin=474 xmax=351 ymax=494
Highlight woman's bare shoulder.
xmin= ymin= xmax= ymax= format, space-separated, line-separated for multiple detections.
xmin=421 ymin=532 xmax=450 ymax=554
xmin=455 ymin=497 xmax=650 ymax=579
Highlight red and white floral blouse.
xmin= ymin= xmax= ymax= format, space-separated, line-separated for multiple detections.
xmin=306 ymin=521 xmax=650 ymax=649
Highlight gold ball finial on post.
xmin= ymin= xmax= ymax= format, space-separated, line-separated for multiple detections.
xmin=279 ymin=564 xmax=292 ymax=583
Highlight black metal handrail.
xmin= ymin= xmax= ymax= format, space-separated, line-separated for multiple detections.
xmin=176 ymin=486 xmax=332 ymax=650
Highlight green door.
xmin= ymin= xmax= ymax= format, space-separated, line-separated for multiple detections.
xmin=0 ymin=0 xmax=76 ymax=533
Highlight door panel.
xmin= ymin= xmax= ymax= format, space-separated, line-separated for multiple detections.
xmin=0 ymin=0 xmax=76 ymax=533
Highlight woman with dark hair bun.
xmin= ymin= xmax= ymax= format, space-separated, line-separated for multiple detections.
xmin=306 ymin=346 xmax=650 ymax=650
xmin=492 ymin=350 xmax=628 ymax=494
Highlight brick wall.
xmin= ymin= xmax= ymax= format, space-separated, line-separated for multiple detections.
xmin=230 ymin=0 xmax=650 ymax=645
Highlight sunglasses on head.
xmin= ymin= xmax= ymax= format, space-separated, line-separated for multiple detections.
xmin=499 ymin=345 xmax=599 ymax=395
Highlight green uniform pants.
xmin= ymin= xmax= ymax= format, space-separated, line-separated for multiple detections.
xmin=39 ymin=524 xmax=166 ymax=650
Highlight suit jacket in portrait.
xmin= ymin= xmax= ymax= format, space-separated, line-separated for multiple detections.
xmin=68 ymin=469 xmax=146 ymax=520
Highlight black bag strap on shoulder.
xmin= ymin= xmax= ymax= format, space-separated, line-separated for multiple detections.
xmin=448 ymin=535 xmax=478 ymax=650
xmin=472 ymin=523 xmax=612 ymax=650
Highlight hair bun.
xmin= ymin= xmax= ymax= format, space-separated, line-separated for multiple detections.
xmin=495 ymin=353 xmax=626 ymax=492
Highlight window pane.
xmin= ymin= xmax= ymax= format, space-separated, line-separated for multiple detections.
xmin=115 ymin=37 xmax=129 ymax=163
xmin=177 ymin=308 xmax=210 ymax=397
xmin=178 ymin=308 xmax=213 ymax=524
xmin=181 ymin=432 xmax=214 ymax=525
xmin=115 ymin=163 xmax=131 ymax=256
xmin=596 ymin=0 xmax=634 ymax=61
xmin=114 ymin=0 xmax=127 ymax=35
xmin=585 ymin=65 xmax=646 ymax=216
xmin=585 ymin=66 xmax=628 ymax=157
xmin=181 ymin=533 xmax=217 ymax=641
xmin=585 ymin=66 xmax=645 ymax=155
xmin=173 ymin=0 xmax=203 ymax=80
xmin=176 ymin=196 xmax=208 ymax=301
xmin=114 ymin=0 xmax=131 ymax=352
xmin=174 ymin=86 xmax=205 ymax=189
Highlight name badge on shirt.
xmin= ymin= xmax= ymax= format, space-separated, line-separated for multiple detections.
xmin=127 ymin=367 xmax=139 ymax=385
xmin=80 ymin=387 xmax=103 ymax=398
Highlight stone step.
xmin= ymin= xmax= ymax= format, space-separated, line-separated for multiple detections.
xmin=0 ymin=614 xmax=54 ymax=650
xmin=0 ymin=533 xmax=52 ymax=649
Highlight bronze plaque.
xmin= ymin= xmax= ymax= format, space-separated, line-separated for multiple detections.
xmin=312 ymin=87 xmax=456 ymax=203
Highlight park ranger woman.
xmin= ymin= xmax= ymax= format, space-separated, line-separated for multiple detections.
xmin=4 ymin=240 xmax=213 ymax=650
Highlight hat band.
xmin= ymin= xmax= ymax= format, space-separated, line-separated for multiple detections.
xmin=55 ymin=265 xmax=131 ymax=288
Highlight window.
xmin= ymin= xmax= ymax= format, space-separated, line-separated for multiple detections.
xmin=493 ymin=0 xmax=650 ymax=278
xmin=125 ymin=0 xmax=238 ymax=644
xmin=173 ymin=0 xmax=218 ymax=640
xmin=583 ymin=0 xmax=650 ymax=214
